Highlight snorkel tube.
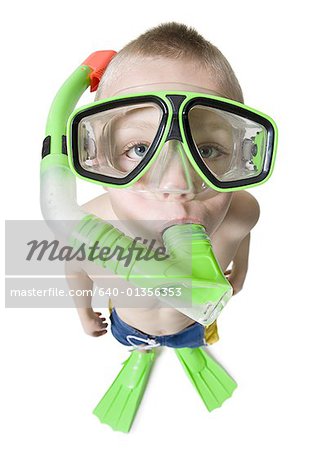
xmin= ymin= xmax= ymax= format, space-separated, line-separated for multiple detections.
xmin=40 ymin=52 xmax=233 ymax=325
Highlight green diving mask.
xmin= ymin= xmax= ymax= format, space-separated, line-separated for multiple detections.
xmin=42 ymin=51 xmax=277 ymax=197
xmin=67 ymin=90 xmax=277 ymax=197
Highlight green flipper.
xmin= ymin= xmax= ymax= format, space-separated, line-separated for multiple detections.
xmin=93 ymin=349 xmax=155 ymax=432
xmin=175 ymin=347 xmax=237 ymax=411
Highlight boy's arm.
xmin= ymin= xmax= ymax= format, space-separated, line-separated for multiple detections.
xmin=65 ymin=261 xmax=107 ymax=337
xmin=218 ymin=191 xmax=260 ymax=295
xmin=225 ymin=232 xmax=250 ymax=295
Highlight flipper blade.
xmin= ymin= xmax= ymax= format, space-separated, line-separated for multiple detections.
xmin=175 ymin=347 xmax=237 ymax=411
xmin=93 ymin=350 xmax=155 ymax=432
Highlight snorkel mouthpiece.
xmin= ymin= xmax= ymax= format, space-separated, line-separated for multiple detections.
xmin=40 ymin=53 xmax=232 ymax=325
xmin=162 ymin=223 xmax=233 ymax=323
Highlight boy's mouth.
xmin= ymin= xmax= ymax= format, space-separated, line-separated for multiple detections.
xmin=159 ymin=217 xmax=207 ymax=234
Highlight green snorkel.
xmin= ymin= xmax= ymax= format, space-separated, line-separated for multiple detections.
xmin=40 ymin=51 xmax=233 ymax=326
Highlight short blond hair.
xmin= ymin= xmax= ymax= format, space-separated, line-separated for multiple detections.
xmin=96 ymin=22 xmax=244 ymax=102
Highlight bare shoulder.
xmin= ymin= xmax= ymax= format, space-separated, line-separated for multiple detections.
xmin=218 ymin=191 xmax=260 ymax=239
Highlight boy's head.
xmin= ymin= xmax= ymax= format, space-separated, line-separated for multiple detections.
xmin=94 ymin=23 xmax=244 ymax=237
xmin=96 ymin=22 xmax=243 ymax=102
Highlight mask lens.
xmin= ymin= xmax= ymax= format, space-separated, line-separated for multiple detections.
xmin=77 ymin=102 xmax=163 ymax=179
xmin=188 ymin=105 xmax=268 ymax=182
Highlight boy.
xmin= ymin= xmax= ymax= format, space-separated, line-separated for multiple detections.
xmin=56 ymin=22 xmax=279 ymax=431
xmin=66 ymin=22 xmax=260 ymax=344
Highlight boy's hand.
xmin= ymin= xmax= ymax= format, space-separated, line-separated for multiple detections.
xmin=80 ymin=311 xmax=108 ymax=337
xmin=224 ymin=269 xmax=245 ymax=296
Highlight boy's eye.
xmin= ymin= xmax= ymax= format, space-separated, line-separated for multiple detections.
xmin=126 ymin=143 xmax=150 ymax=160
xmin=198 ymin=144 xmax=226 ymax=159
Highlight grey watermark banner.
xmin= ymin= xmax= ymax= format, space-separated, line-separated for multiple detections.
xmin=5 ymin=219 xmax=195 ymax=308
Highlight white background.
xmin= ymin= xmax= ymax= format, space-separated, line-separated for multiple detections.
xmin=2 ymin=0 xmax=322 ymax=448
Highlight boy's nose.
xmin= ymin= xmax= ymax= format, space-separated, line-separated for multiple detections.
xmin=141 ymin=139 xmax=204 ymax=200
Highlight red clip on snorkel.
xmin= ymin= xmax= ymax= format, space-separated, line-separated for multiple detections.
xmin=82 ymin=50 xmax=117 ymax=92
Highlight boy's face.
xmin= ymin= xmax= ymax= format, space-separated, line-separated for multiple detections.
xmin=100 ymin=57 xmax=233 ymax=238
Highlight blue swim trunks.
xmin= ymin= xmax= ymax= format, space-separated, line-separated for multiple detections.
xmin=110 ymin=308 xmax=205 ymax=349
